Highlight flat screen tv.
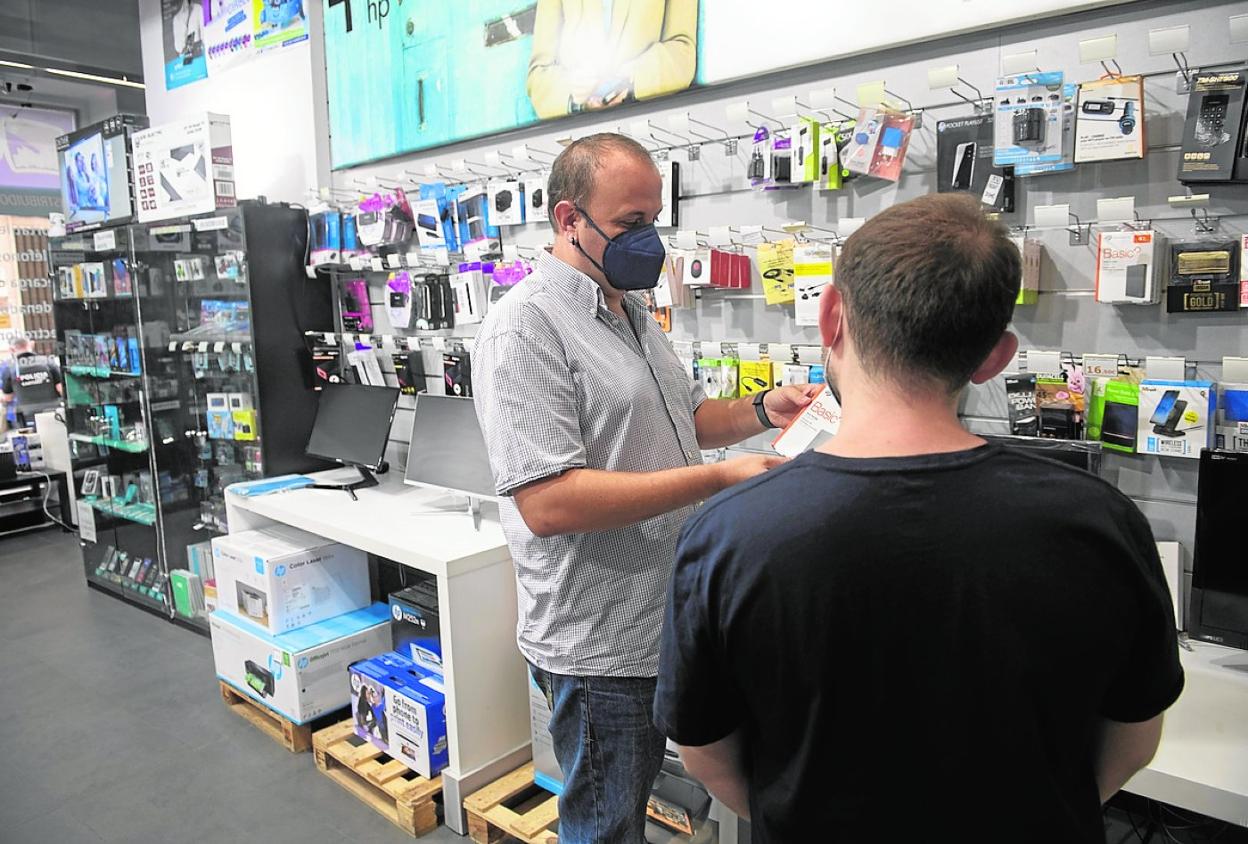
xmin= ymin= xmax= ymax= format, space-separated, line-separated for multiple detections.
xmin=56 ymin=114 xmax=148 ymax=233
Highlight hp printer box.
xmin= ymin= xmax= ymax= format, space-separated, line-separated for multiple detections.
xmin=211 ymin=524 xmax=370 ymax=635
xmin=211 ymin=603 xmax=390 ymax=724
xmin=349 ymin=651 xmax=449 ymax=779
xmin=390 ymin=580 xmax=442 ymax=678
xmin=132 ymin=112 xmax=235 ymax=223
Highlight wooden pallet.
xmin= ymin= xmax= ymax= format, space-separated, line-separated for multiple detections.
xmin=465 ymin=762 xmax=559 ymax=844
xmin=219 ymin=680 xmax=313 ymax=753
xmin=312 ymin=720 xmax=443 ymax=838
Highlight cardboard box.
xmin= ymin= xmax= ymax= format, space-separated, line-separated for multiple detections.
xmin=1095 ymin=230 xmax=1164 ymax=304
xmin=349 ymin=651 xmax=449 ymax=778
xmin=935 ymin=114 xmax=1016 ymax=212
xmin=772 ymin=386 xmax=841 ymax=457
xmin=1178 ymin=70 xmax=1248 ymax=183
xmin=389 ymin=579 xmax=442 ymax=678
xmin=1075 ymin=76 xmax=1145 ymax=163
xmin=211 ymin=525 xmax=370 ymax=634
xmin=132 ymin=113 xmax=235 ymax=223
xmin=994 ymin=72 xmax=1067 ymax=169
xmin=1136 ymin=380 xmax=1216 ymax=459
xmin=211 ymin=603 xmax=390 ymax=724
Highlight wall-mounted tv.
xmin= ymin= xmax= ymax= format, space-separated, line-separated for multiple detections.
xmin=56 ymin=114 xmax=149 ymax=233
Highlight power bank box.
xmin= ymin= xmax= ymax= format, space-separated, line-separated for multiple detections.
xmin=1095 ymin=230 xmax=1164 ymax=304
xmin=1166 ymin=239 xmax=1240 ymax=313
xmin=1178 ymin=70 xmax=1248 ymax=183
xmin=1075 ymin=76 xmax=1145 ymax=163
xmin=1136 ymin=380 xmax=1216 ymax=459
xmin=390 ymin=578 xmax=442 ymax=678
xmin=935 ymin=115 xmax=1016 ymax=212
xmin=211 ymin=524 xmax=370 ymax=635
xmin=132 ymin=112 xmax=236 ymax=223
xmin=211 ymin=604 xmax=390 ymax=724
xmin=349 ymin=651 xmax=449 ymax=779
xmin=1095 ymin=379 xmax=1140 ymax=454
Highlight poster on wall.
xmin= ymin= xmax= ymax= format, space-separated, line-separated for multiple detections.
xmin=162 ymin=0 xmax=209 ymax=89
xmin=321 ymin=0 xmax=1133 ymax=169
xmin=203 ymin=0 xmax=256 ymax=74
xmin=0 ymin=107 xmax=77 ymax=215
xmin=253 ymin=0 xmax=309 ymax=53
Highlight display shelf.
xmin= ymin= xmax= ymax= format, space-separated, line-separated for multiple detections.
xmin=168 ymin=331 xmax=253 ymax=346
xmin=84 ymin=496 xmax=158 ymax=527
xmin=66 ymin=365 xmax=142 ymax=379
xmin=68 ymin=433 xmax=149 ymax=453
xmin=85 ymin=569 xmax=168 ymax=612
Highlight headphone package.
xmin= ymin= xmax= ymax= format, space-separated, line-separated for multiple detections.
xmin=1074 ymin=75 xmax=1145 ymax=163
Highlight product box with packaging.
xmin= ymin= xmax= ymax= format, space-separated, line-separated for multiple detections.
xmin=486 ymin=180 xmax=523 ymax=226
xmin=1095 ymin=230 xmax=1164 ymax=304
xmin=1167 ymin=239 xmax=1240 ymax=313
xmin=211 ymin=524 xmax=370 ymax=634
xmin=132 ymin=113 xmax=235 ymax=223
xmin=349 ymin=651 xmax=449 ymax=779
xmin=772 ymin=386 xmax=841 ymax=457
xmin=1010 ymin=235 xmax=1043 ymax=305
xmin=390 ymin=578 xmax=442 ymax=677
xmin=211 ymin=603 xmax=390 ymax=724
xmin=1075 ymin=76 xmax=1145 ymax=163
xmin=1136 ymin=380 xmax=1216 ymax=459
xmin=994 ymin=72 xmax=1067 ymax=169
xmin=1089 ymin=378 xmax=1140 ymax=454
xmin=529 ymin=670 xmax=562 ymax=794
xmin=1216 ymin=382 xmax=1248 ymax=453
xmin=935 ymin=115 xmax=1016 ymax=212
xmin=1178 ymin=70 xmax=1248 ymax=183
xmin=1241 ymin=234 xmax=1248 ymax=308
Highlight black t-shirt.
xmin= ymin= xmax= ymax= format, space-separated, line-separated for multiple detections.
xmin=655 ymin=444 xmax=1184 ymax=844
xmin=2 ymin=353 xmax=61 ymax=407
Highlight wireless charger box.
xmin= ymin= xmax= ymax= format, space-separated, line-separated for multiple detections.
xmin=131 ymin=112 xmax=235 ymax=223
xmin=210 ymin=603 xmax=390 ymax=724
xmin=1095 ymin=230 xmax=1164 ymax=304
xmin=211 ymin=525 xmax=370 ymax=635
xmin=1136 ymin=380 xmax=1216 ymax=459
xmin=349 ymin=651 xmax=449 ymax=779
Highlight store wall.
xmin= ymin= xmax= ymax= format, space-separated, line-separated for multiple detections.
xmin=324 ymin=0 xmax=1248 ymax=608
xmin=135 ymin=0 xmax=328 ymax=203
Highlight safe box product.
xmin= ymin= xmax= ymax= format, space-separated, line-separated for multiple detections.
xmin=211 ymin=524 xmax=370 ymax=634
xmin=210 ymin=603 xmax=390 ymax=724
xmin=1166 ymin=239 xmax=1240 ymax=314
xmin=1178 ymin=70 xmax=1248 ymax=183
xmin=349 ymin=651 xmax=449 ymax=779
xmin=1095 ymin=230 xmax=1164 ymax=304
xmin=131 ymin=113 xmax=236 ymax=223
xmin=1136 ymin=380 xmax=1216 ymax=459
xmin=1074 ymin=75 xmax=1145 ymax=163
xmin=935 ymin=115 xmax=1016 ymax=212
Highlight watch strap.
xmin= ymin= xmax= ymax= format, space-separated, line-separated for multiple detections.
xmin=753 ymin=389 xmax=777 ymax=429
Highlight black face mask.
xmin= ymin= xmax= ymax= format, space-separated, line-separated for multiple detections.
xmin=572 ymin=207 xmax=666 ymax=291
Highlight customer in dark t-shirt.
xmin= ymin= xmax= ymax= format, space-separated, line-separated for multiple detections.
xmin=654 ymin=194 xmax=1184 ymax=843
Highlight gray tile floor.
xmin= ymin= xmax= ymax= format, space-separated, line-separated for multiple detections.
xmin=0 ymin=529 xmax=462 ymax=844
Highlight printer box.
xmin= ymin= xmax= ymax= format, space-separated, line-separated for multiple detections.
xmin=1136 ymin=380 xmax=1216 ymax=459
xmin=529 ymin=669 xmax=563 ymax=795
xmin=1095 ymin=230 xmax=1164 ymax=304
xmin=349 ymin=651 xmax=449 ymax=779
xmin=211 ymin=524 xmax=370 ymax=635
xmin=132 ymin=112 xmax=236 ymax=223
xmin=389 ymin=578 xmax=442 ymax=677
xmin=1178 ymin=70 xmax=1248 ymax=183
xmin=210 ymin=603 xmax=390 ymax=724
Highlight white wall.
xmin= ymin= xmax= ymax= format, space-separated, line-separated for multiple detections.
xmin=136 ymin=0 xmax=326 ymax=202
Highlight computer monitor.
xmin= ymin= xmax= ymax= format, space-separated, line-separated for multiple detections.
xmin=403 ymin=393 xmax=498 ymax=502
xmin=305 ymin=383 xmax=399 ymax=498
xmin=1189 ymin=450 xmax=1248 ymax=649
xmin=984 ymin=434 xmax=1103 ymax=476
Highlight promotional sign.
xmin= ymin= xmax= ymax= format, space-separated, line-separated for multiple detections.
xmin=0 ymin=107 xmax=76 ymax=215
xmin=204 ymin=0 xmax=256 ymax=74
xmin=162 ymin=0 xmax=209 ymax=90
xmin=253 ymin=0 xmax=309 ymax=52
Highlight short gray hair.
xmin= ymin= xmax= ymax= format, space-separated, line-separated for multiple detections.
xmin=546 ymin=133 xmax=656 ymax=228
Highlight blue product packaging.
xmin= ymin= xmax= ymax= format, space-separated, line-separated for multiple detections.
xmin=349 ymin=651 xmax=449 ymax=779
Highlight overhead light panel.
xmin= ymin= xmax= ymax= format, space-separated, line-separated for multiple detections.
xmin=45 ymin=67 xmax=145 ymax=90
xmin=0 ymin=59 xmax=35 ymax=70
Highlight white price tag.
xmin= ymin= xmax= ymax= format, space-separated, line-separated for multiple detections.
xmin=405 ymin=251 xmax=422 ymax=267
xmin=385 ymin=254 xmax=401 ymax=269
xmin=370 ymin=257 xmax=385 ymax=272
xmin=856 ymin=81 xmax=886 ymax=107
xmin=1083 ymin=354 xmax=1120 ymax=379
xmin=406 ymin=337 xmax=421 ymax=351
xmin=193 ymin=215 xmax=229 ymax=232
xmin=322 ymin=332 xmax=336 ymax=344
xmin=768 ymin=343 xmax=793 ymax=363
xmin=708 ymin=226 xmax=733 ymax=247
xmin=1034 ymin=204 xmax=1070 ymax=229
xmin=182 ymin=342 xmax=195 ymax=352
xmin=927 ymin=65 xmax=960 ymax=90
xmin=432 ymin=337 xmax=447 ymax=351
xmin=213 ymin=342 xmax=226 ymax=353
xmin=1026 ymin=350 xmax=1063 ymax=376
xmin=78 ymin=502 xmax=97 ymax=543
xmin=167 ymin=342 xmax=178 ymax=352
xmin=675 ymin=230 xmax=698 ymax=250
xmin=93 ymin=229 xmax=117 ymax=251
xmin=198 ymin=342 xmax=209 ymax=352
xmin=502 ymin=244 xmax=520 ymax=262
xmin=232 ymin=342 xmax=243 ymax=354
xmin=435 ymin=248 xmax=450 ymax=266
xmin=1096 ymin=197 xmax=1135 ymax=223
xmin=739 ymin=343 xmax=762 ymax=361
xmin=348 ymin=257 xmax=364 ymax=271
xmin=839 ymin=217 xmax=866 ymax=237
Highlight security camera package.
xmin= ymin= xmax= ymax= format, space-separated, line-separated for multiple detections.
xmin=1094 ymin=230 xmax=1165 ymax=304
xmin=523 ymin=174 xmax=548 ymax=222
xmin=1178 ymin=70 xmax=1248 ymax=183
xmin=935 ymin=115 xmax=1016 ymax=212
xmin=1167 ymin=239 xmax=1240 ymax=313
xmin=1136 ymin=380 xmax=1216 ymax=459
xmin=994 ymin=72 xmax=1066 ymax=169
xmin=1075 ymin=76 xmax=1145 ymax=163
xmin=486 ymin=180 xmax=523 ymax=226
xmin=131 ymin=113 xmax=235 ymax=223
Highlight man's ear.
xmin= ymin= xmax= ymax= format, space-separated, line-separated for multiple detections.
xmin=552 ymin=201 xmax=579 ymax=240
xmin=970 ymin=331 xmax=1019 ymax=385
xmin=818 ymin=283 xmax=844 ymax=349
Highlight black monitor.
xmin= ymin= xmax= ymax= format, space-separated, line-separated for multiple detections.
xmin=983 ymin=434 xmax=1103 ymax=475
xmin=305 ymin=383 xmax=399 ymax=499
xmin=1190 ymin=450 xmax=1248 ymax=649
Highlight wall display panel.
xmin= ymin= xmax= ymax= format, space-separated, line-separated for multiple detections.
xmin=322 ymin=0 xmax=1133 ymax=168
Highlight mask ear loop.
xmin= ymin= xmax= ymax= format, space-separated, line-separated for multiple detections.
xmin=570 ymin=206 xmax=612 ymax=278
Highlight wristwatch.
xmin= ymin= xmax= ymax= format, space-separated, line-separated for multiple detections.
xmin=753 ymin=389 xmax=778 ymax=429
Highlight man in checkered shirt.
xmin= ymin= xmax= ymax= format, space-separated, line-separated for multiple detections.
xmin=473 ymin=133 xmax=822 ymax=842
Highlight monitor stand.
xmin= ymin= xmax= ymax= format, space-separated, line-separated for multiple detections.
xmin=411 ymin=491 xmax=484 ymax=531
xmin=307 ymin=465 xmax=381 ymax=502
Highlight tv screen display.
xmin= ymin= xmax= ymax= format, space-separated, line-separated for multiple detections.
xmin=56 ymin=116 xmax=144 ymax=233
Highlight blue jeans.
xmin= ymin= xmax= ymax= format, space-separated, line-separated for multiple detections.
xmin=529 ymin=664 xmax=667 ymax=843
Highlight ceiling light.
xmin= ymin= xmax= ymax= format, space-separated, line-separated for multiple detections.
xmin=45 ymin=67 xmax=145 ymax=89
xmin=0 ymin=60 xmax=35 ymax=70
